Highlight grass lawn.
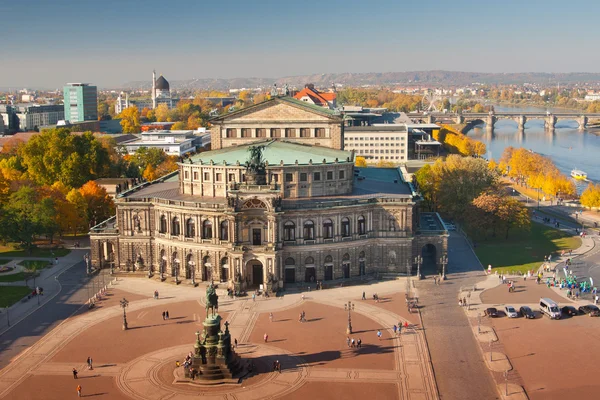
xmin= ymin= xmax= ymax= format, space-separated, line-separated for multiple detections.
xmin=0 ymin=272 xmax=29 ymax=283
xmin=19 ymin=260 xmax=52 ymax=270
xmin=0 ymin=286 xmax=32 ymax=308
xmin=0 ymin=259 xmax=11 ymax=266
xmin=473 ymin=222 xmax=581 ymax=274
xmin=0 ymin=244 xmax=70 ymax=258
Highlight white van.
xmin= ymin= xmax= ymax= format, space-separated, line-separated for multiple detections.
xmin=539 ymin=298 xmax=561 ymax=319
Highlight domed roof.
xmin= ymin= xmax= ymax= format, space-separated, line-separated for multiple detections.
xmin=155 ymin=75 xmax=169 ymax=90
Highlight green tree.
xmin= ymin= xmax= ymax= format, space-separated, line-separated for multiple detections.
xmin=130 ymin=147 xmax=166 ymax=173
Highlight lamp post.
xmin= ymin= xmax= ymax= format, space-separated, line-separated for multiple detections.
xmin=537 ymin=187 xmax=541 ymax=210
xmin=189 ymin=260 xmax=196 ymax=286
xmin=440 ymin=253 xmax=448 ymax=280
xmin=120 ymin=297 xmax=129 ymax=330
xmin=174 ymin=258 xmax=180 ymax=284
xmin=414 ymin=255 xmax=423 ymax=280
xmin=344 ymin=301 xmax=354 ymax=334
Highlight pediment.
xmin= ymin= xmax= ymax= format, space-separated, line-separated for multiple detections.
xmin=217 ymin=99 xmax=338 ymax=123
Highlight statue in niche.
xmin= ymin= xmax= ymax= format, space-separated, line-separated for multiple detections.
xmin=271 ymin=83 xmax=278 ymax=97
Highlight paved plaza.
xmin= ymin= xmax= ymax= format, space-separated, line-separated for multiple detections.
xmin=0 ymin=277 xmax=437 ymax=400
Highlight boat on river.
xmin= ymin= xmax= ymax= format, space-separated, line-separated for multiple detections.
xmin=571 ymin=169 xmax=588 ymax=180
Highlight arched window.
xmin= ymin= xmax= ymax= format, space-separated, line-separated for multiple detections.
xmin=285 ymin=257 xmax=295 ymax=266
xmin=185 ymin=218 xmax=195 ymax=237
xmin=202 ymin=220 xmax=213 ymax=239
xmin=341 ymin=217 xmax=350 ymax=237
xmin=389 ymin=250 xmax=397 ymax=264
xmin=221 ymin=257 xmax=229 ymax=281
xmin=324 ymin=255 xmax=333 ymax=264
xmin=220 ymin=220 xmax=229 ymax=240
xmin=159 ymin=215 xmax=167 ymax=233
xmin=303 ymin=220 xmax=314 ymax=240
xmin=389 ymin=218 xmax=396 ymax=232
xmin=343 ymin=253 xmax=350 ymax=262
xmin=359 ymin=251 xmax=366 ymax=259
xmin=305 ymin=256 xmax=315 ymax=265
xmin=358 ymin=215 xmax=366 ymax=235
xmin=323 ymin=219 xmax=333 ymax=239
xmin=284 ymin=221 xmax=296 ymax=241
xmin=171 ymin=217 xmax=180 ymax=236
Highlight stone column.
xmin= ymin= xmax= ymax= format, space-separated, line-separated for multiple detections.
xmin=546 ymin=115 xmax=556 ymax=130
xmin=517 ymin=115 xmax=526 ymax=130
xmin=579 ymin=116 xmax=588 ymax=130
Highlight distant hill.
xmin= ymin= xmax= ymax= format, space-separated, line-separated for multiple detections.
xmin=121 ymin=71 xmax=600 ymax=91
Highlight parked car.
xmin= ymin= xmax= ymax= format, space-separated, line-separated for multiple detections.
xmin=519 ymin=306 xmax=535 ymax=319
xmin=561 ymin=305 xmax=579 ymax=317
xmin=578 ymin=305 xmax=600 ymax=317
xmin=505 ymin=306 xmax=519 ymax=318
xmin=485 ymin=307 xmax=499 ymax=317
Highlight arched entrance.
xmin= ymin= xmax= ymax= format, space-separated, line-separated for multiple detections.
xmin=342 ymin=253 xmax=350 ymax=279
xmin=324 ymin=255 xmax=333 ymax=281
xmin=220 ymin=257 xmax=229 ymax=282
xmin=202 ymin=256 xmax=212 ymax=282
xmin=185 ymin=253 xmax=193 ymax=279
xmin=246 ymin=260 xmax=264 ymax=287
xmin=284 ymin=257 xmax=296 ymax=284
xmin=304 ymin=256 xmax=316 ymax=283
xmin=421 ymin=244 xmax=437 ymax=275
xmin=358 ymin=251 xmax=366 ymax=276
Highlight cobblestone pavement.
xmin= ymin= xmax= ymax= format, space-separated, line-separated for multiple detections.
xmin=0 ymin=277 xmax=438 ymax=400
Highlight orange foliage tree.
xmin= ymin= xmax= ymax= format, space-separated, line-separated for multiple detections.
xmin=79 ymin=181 xmax=115 ymax=227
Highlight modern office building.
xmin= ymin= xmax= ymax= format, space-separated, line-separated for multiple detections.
xmin=89 ymin=96 xmax=448 ymax=290
xmin=63 ymin=83 xmax=98 ymax=122
xmin=0 ymin=104 xmax=64 ymax=132
xmin=122 ymin=130 xmax=198 ymax=156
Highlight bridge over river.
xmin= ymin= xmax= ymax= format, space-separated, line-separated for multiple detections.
xmin=411 ymin=112 xmax=600 ymax=130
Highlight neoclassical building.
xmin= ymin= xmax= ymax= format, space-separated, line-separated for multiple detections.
xmin=90 ymin=97 xmax=447 ymax=289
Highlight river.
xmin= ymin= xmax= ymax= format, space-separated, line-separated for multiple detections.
xmin=465 ymin=105 xmax=600 ymax=192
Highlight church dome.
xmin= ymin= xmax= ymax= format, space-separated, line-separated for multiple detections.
xmin=155 ymin=75 xmax=170 ymax=90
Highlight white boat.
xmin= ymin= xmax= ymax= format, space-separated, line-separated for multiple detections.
xmin=571 ymin=169 xmax=587 ymax=180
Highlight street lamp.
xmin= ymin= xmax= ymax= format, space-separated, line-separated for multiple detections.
xmin=120 ymin=297 xmax=129 ymax=330
xmin=440 ymin=253 xmax=448 ymax=280
xmin=174 ymin=258 xmax=180 ymax=284
xmin=414 ymin=255 xmax=423 ymax=280
xmin=189 ymin=260 xmax=196 ymax=286
xmin=344 ymin=301 xmax=355 ymax=334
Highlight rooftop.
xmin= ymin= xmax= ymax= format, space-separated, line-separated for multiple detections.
xmin=345 ymin=125 xmax=407 ymax=132
xmin=190 ymin=140 xmax=353 ymax=166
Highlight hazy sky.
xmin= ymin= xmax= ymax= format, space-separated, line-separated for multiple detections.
xmin=2 ymin=0 xmax=599 ymax=88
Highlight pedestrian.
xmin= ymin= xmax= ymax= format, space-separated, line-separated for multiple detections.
xmin=264 ymin=333 xmax=268 ymax=343
xmin=377 ymin=330 xmax=382 ymax=341
xmin=357 ymin=338 xmax=362 ymax=348
xmin=234 ymin=338 xmax=238 ymax=348
xmin=302 ymin=310 xmax=306 ymax=322
xmin=72 ymin=368 xmax=78 ymax=379
xmin=162 ymin=311 xmax=166 ymax=320
xmin=276 ymin=360 xmax=281 ymax=373
xmin=398 ymin=323 xmax=402 ymax=335
xmin=166 ymin=311 xmax=170 ymax=319
xmin=301 ymin=294 xmax=305 ymax=301
xmin=269 ymin=312 xmax=273 ymax=322
xmin=393 ymin=325 xmax=397 ymax=335
xmin=462 ymin=297 xmax=467 ymax=307
xmin=76 ymin=385 xmax=82 ymax=397
xmin=362 ymin=291 xmax=366 ymax=300
xmin=404 ymin=321 xmax=409 ymax=331
xmin=299 ymin=313 xmax=303 ymax=323
xmin=252 ymin=293 xmax=256 ymax=302
xmin=351 ymin=338 xmax=356 ymax=348
xmin=86 ymin=357 xmax=92 ymax=370
xmin=459 ymin=299 xmax=463 ymax=307
xmin=595 ymin=295 xmax=599 ymax=305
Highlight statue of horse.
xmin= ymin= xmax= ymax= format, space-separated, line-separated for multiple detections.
xmin=205 ymin=283 xmax=219 ymax=317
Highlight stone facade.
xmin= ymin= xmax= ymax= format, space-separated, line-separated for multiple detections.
xmin=90 ymin=97 xmax=447 ymax=289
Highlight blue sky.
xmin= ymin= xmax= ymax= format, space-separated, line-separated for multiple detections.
xmin=1 ymin=0 xmax=599 ymax=88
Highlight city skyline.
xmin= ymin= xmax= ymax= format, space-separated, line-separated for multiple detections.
xmin=2 ymin=0 xmax=600 ymax=88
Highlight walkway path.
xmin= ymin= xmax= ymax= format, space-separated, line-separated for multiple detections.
xmin=0 ymin=277 xmax=438 ymax=400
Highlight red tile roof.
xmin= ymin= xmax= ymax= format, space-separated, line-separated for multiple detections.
xmin=293 ymin=87 xmax=336 ymax=106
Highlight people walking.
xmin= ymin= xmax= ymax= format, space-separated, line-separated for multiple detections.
xmin=264 ymin=333 xmax=268 ymax=343
xmin=166 ymin=311 xmax=170 ymax=319
xmin=357 ymin=338 xmax=362 ymax=348
xmin=234 ymin=338 xmax=238 ymax=348
xmin=76 ymin=385 xmax=82 ymax=397
xmin=398 ymin=323 xmax=402 ymax=335
xmin=72 ymin=368 xmax=78 ymax=379
xmin=362 ymin=291 xmax=366 ymax=300
xmin=377 ymin=330 xmax=382 ymax=341
xmin=299 ymin=312 xmax=303 ymax=323
xmin=269 ymin=312 xmax=273 ymax=322
xmin=162 ymin=311 xmax=166 ymax=320
xmin=393 ymin=325 xmax=398 ymax=335
xmin=86 ymin=357 xmax=93 ymax=370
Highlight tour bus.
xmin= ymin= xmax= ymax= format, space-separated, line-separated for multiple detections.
xmin=539 ymin=298 xmax=561 ymax=319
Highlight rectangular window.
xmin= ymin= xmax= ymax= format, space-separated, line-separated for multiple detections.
xmin=204 ymin=172 xmax=210 ymax=180
xmin=300 ymin=173 xmax=307 ymax=182
xmin=315 ymin=128 xmax=326 ymax=138
xmin=228 ymin=173 xmax=235 ymax=181
xmin=241 ymin=128 xmax=252 ymax=138
xmin=226 ymin=128 xmax=236 ymax=138
xmin=184 ymin=171 xmax=189 ymax=179
xmin=272 ymin=173 xmax=279 ymax=182
xmin=300 ymin=128 xmax=311 ymax=138
xmin=313 ymin=172 xmax=321 ymax=181
xmin=327 ymin=171 xmax=333 ymax=180
xmin=256 ymin=128 xmax=266 ymax=138
xmin=339 ymin=170 xmax=345 ymax=179
xmin=286 ymin=173 xmax=293 ymax=182
xmin=285 ymin=128 xmax=295 ymax=138
xmin=271 ymin=128 xmax=281 ymax=138
xmin=216 ymin=173 xmax=223 ymax=182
